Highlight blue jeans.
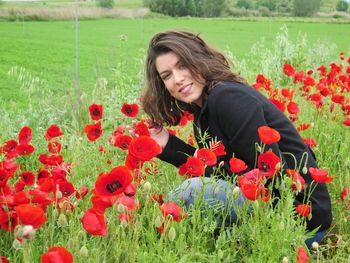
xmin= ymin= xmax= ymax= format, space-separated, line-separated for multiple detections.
xmin=305 ymin=230 xmax=326 ymax=249
xmin=168 ymin=177 xmax=326 ymax=247
xmin=168 ymin=177 xmax=246 ymax=227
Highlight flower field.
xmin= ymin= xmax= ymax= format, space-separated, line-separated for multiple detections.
xmin=0 ymin=20 xmax=350 ymax=263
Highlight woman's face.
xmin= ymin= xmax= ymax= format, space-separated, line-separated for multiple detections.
xmin=155 ymin=51 xmax=205 ymax=107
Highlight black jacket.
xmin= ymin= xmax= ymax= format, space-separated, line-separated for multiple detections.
xmin=158 ymin=81 xmax=332 ymax=232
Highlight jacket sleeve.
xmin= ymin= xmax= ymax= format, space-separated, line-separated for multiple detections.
xmin=157 ymin=133 xmax=196 ymax=167
xmin=210 ymin=87 xmax=283 ymax=170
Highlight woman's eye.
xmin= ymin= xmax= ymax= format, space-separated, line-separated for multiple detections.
xmin=162 ymin=74 xmax=170 ymax=80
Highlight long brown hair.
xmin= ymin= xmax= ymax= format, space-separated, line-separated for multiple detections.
xmin=142 ymin=30 xmax=246 ymax=127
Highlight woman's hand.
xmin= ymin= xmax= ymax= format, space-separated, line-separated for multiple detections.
xmin=127 ymin=120 xmax=169 ymax=149
xmin=148 ymin=127 xmax=169 ymax=149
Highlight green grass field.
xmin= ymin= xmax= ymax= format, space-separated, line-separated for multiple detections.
xmin=0 ymin=17 xmax=350 ymax=262
xmin=1 ymin=18 xmax=349 ymax=111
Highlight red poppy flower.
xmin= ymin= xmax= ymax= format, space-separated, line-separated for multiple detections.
xmin=0 ymin=169 xmax=9 ymax=187
xmin=115 ymin=195 xmax=138 ymax=211
xmin=340 ymin=188 xmax=349 ymax=204
xmin=269 ymin=99 xmax=285 ymax=112
xmin=286 ymin=169 xmax=305 ymax=192
xmin=195 ymin=148 xmax=217 ymax=166
xmin=283 ymin=64 xmax=295 ymax=76
xmin=41 ymin=246 xmax=73 ymax=263
xmin=29 ymin=189 xmax=54 ymax=208
xmin=15 ymin=203 xmax=46 ymax=229
xmin=58 ymin=181 xmax=75 ymax=197
xmin=0 ymin=210 xmax=18 ymax=232
xmin=124 ymin=183 xmax=136 ymax=197
xmin=210 ymin=141 xmax=226 ymax=157
xmin=317 ymin=65 xmax=327 ymax=76
xmin=185 ymin=157 xmax=205 ymax=177
xmin=332 ymin=94 xmax=345 ymax=104
xmin=295 ymin=204 xmax=311 ymax=217
xmin=257 ymin=151 xmax=281 ymax=178
xmin=94 ymin=166 xmax=132 ymax=196
xmin=309 ymin=93 xmax=323 ymax=108
xmin=128 ymin=136 xmax=162 ymax=161
xmin=297 ymin=123 xmax=311 ymax=132
xmin=151 ymin=193 xmax=164 ymax=205
xmin=48 ymin=141 xmax=62 ymax=154
xmin=178 ymin=163 xmax=188 ymax=176
xmin=45 ymin=125 xmax=64 ymax=141
xmin=113 ymin=134 xmax=132 ymax=150
xmin=258 ymin=126 xmax=280 ymax=145
xmin=293 ymin=70 xmax=306 ymax=83
xmin=18 ymin=126 xmax=32 ymax=145
xmin=343 ymin=118 xmax=350 ymax=127
xmin=161 ymin=202 xmax=185 ymax=222
xmin=309 ymin=167 xmax=333 ymax=183
xmin=14 ymin=180 xmax=26 ymax=192
xmin=178 ymin=115 xmax=188 ymax=126
xmin=88 ymin=103 xmax=103 ymax=121
xmin=84 ymin=122 xmax=103 ymax=142
xmin=237 ymin=176 xmax=262 ymax=201
xmin=2 ymin=140 xmax=18 ymax=159
xmin=121 ymin=103 xmax=139 ymax=118
xmin=302 ymin=137 xmax=317 ymax=148
xmin=13 ymin=191 xmax=30 ymax=206
xmin=19 ymin=171 xmax=35 ymax=186
xmin=229 ymin=157 xmax=248 ymax=173
xmin=287 ymin=101 xmax=300 ymax=115
xmin=81 ymin=208 xmax=107 ymax=236
xmin=125 ymin=154 xmax=144 ymax=170
xmin=296 ymin=246 xmax=309 ymax=263
xmin=17 ymin=144 xmax=35 ymax=156
xmin=75 ymin=187 xmax=89 ymax=199
xmin=304 ymin=76 xmax=316 ymax=86
xmin=37 ymin=168 xmax=50 ymax=184
xmin=0 ymin=256 xmax=8 ymax=263
xmin=133 ymin=120 xmax=150 ymax=136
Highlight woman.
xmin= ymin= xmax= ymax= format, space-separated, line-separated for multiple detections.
xmin=141 ymin=30 xmax=332 ymax=247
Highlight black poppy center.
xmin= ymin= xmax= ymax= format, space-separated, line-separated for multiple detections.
xmin=63 ymin=190 xmax=70 ymax=195
xmin=122 ymin=143 xmax=128 ymax=148
xmin=125 ymin=107 xmax=132 ymax=114
xmin=260 ymin=162 xmax=270 ymax=172
xmin=23 ymin=175 xmax=28 ymax=180
xmin=92 ymin=108 xmax=100 ymax=116
xmin=106 ymin=180 xmax=122 ymax=193
xmin=93 ymin=128 xmax=101 ymax=135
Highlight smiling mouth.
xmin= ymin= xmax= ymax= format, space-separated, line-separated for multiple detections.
xmin=179 ymin=84 xmax=192 ymax=94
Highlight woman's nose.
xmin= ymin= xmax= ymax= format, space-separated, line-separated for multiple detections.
xmin=173 ymin=70 xmax=184 ymax=84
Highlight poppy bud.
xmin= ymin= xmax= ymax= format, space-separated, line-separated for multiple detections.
xmin=154 ymin=215 xmax=163 ymax=228
xmin=296 ymin=179 xmax=302 ymax=193
xmin=282 ymin=256 xmax=288 ymax=263
xmin=218 ymin=249 xmax=224 ymax=259
xmin=302 ymin=167 xmax=308 ymax=175
xmin=21 ymin=225 xmax=35 ymax=240
xmin=253 ymin=200 xmax=259 ymax=210
xmin=232 ymin=187 xmax=241 ymax=199
xmin=168 ymin=226 xmax=176 ymax=241
xmin=79 ymin=246 xmax=89 ymax=257
xmin=279 ymin=221 xmax=285 ymax=231
xmin=67 ymin=238 xmax=74 ymax=249
xmin=56 ymin=190 xmax=63 ymax=200
xmin=143 ymin=181 xmax=151 ymax=193
xmin=58 ymin=213 xmax=68 ymax=227
xmin=120 ymin=219 xmax=128 ymax=228
xmin=311 ymin=242 xmax=319 ymax=250
xmin=117 ymin=204 xmax=126 ymax=213
xmin=12 ymin=239 xmax=22 ymax=250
